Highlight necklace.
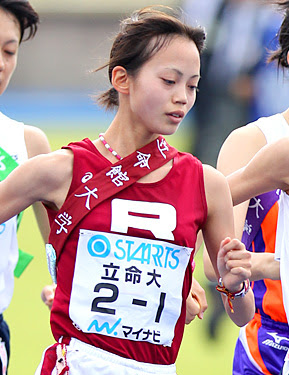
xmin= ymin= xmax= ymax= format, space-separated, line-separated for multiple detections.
xmin=99 ymin=133 xmax=123 ymax=160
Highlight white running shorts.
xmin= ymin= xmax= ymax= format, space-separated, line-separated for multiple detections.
xmin=35 ymin=337 xmax=177 ymax=375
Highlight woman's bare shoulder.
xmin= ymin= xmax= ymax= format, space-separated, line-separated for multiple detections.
xmin=24 ymin=124 xmax=51 ymax=157
xmin=217 ymin=124 xmax=267 ymax=175
xmin=202 ymin=164 xmax=230 ymax=201
xmin=39 ymin=148 xmax=74 ymax=181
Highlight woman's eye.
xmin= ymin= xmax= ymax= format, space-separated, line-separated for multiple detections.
xmin=162 ymin=78 xmax=175 ymax=85
xmin=189 ymin=85 xmax=199 ymax=92
xmin=5 ymin=50 xmax=16 ymax=56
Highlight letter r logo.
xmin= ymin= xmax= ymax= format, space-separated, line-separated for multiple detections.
xmin=111 ymin=199 xmax=176 ymax=240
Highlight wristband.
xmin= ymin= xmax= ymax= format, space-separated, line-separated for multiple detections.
xmin=216 ymin=278 xmax=250 ymax=313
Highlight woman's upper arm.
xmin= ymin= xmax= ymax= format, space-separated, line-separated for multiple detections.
xmin=201 ymin=165 xmax=234 ymax=275
xmin=0 ymin=150 xmax=73 ymax=225
xmin=217 ymin=125 xmax=266 ymax=175
xmin=217 ymin=125 xmax=267 ymax=239
xmin=0 ymin=155 xmax=50 ymax=224
xmin=24 ymin=125 xmax=52 ymax=242
xmin=228 ymin=137 xmax=289 ymax=205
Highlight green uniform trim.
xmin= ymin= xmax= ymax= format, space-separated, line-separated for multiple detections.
xmin=14 ymin=249 xmax=34 ymax=278
xmin=0 ymin=146 xmax=34 ymax=277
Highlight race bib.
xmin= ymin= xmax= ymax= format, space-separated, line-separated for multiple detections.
xmin=69 ymin=229 xmax=193 ymax=347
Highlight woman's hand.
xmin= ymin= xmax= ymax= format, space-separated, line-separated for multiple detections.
xmin=41 ymin=283 xmax=56 ymax=311
xmin=185 ymin=277 xmax=208 ymax=324
xmin=217 ymin=237 xmax=251 ymax=292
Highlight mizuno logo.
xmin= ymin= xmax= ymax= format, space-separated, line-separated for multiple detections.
xmin=267 ymin=332 xmax=289 ymax=344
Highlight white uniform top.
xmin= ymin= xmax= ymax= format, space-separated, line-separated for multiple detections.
xmin=250 ymin=113 xmax=289 ymax=320
xmin=249 ymin=113 xmax=289 ymax=143
xmin=275 ymin=191 xmax=289 ymax=321
xmin=0 ymin=112 xmax=28 ymax=314
xmin=237 ymin=113 xmax=289 ymax=363
xmin=250 ymin=113 xmax=289 ymax=323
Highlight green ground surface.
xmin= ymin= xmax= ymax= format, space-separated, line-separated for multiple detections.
xmin=5 ymin=129 xmax=239 ymax=374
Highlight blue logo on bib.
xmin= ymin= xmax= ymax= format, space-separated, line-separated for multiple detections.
xmin=87 ymin=235 xmax=111 ymax=258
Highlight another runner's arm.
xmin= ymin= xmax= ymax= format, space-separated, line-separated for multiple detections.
xmin=202 ymin=127 xmax=262 ymax=282
xmin=204 ymin=248 xmax=280 ymax=282
xmin=24 ymin=125 xmax=51 ymax=243
xmin=228 ymin=137 xmax=289 ymax=206
xmin=0 ymin=149 xmax=73 ymax=226
xmin=218 ymin=126 xmax=266 ymax=236
xmin=202 ymin=165 xmax=254 ymax=327
xmin=204 ymin=125 xmax=280 ymax=281
xmin=250 ymin=253 xmax=280 ymax=281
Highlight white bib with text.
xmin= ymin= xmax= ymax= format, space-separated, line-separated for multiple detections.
xmin=69 ymin=229 xmax=193 ymax=347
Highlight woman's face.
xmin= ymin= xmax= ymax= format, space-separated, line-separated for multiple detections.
xmin=127 ymin=36 xmax=201 ymax=137
xmin=0 ymin=8 xmax=21 ymax=96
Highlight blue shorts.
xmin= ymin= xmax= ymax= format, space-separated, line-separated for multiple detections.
xmin=233 ymin=316 xmax=289 ymax=375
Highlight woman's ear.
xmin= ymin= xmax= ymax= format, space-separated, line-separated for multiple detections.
xmin=111 ymin=66 xmax=129 ymax=94
xmin=287 ymin=50 xmax=289 ymax=67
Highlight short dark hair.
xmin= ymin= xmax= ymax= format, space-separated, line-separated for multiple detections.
xmin=0 ymin=0 xmax=39 ymax=43
xmin=268 ymin=1 xmax=289 ymax=68
xmin=95 ymin=6 xmax=206 ymax=110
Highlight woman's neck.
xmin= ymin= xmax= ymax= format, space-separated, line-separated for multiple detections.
xmin=105 ymin=116 xmax=159 ymax=157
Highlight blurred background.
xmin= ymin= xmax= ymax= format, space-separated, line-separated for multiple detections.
xmin=2 ymin=0 xmax=289 ymax=374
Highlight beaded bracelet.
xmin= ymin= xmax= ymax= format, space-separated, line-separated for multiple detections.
xmin=216 ymin=278 xmax=250 ymax=313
